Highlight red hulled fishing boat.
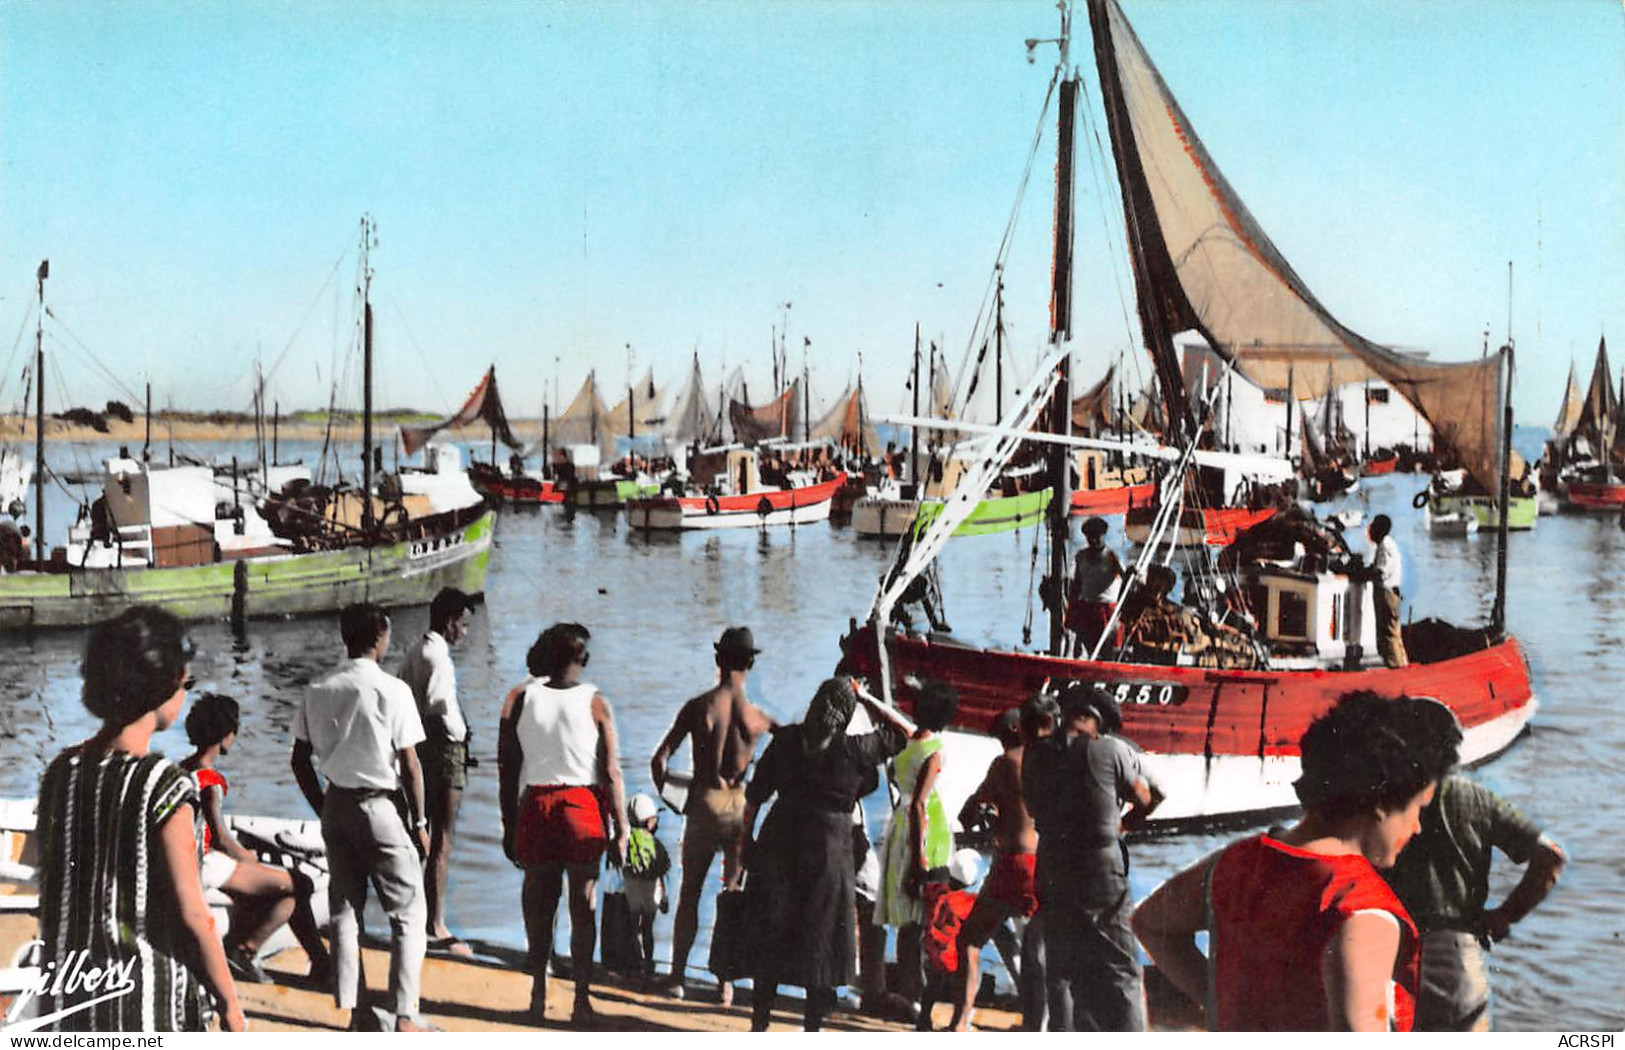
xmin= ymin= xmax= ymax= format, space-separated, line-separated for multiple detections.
xmin=1070 ymin=480 xmax=1156 ymax=516
xmin=1123 ymin=502 xmax=1276 ymax=547
xmin=840 ymin=0 xmax=1535 ymax=828
xmin=629 ymin=468 xmax=846 ymax=531
xmin=1362 ymin=450 xmax=1400 ymax=476
xmin=468 ymin=462 xmax=563 ymax=504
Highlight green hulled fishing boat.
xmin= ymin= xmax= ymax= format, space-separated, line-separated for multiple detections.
xmin=915 ymin=486 xmax=1052 ymax=537
xmin=0 ymin=221 xmax=496 ymax=630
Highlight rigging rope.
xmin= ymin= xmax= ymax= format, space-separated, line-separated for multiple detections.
xmin=942 ymin=68 xmax=1062 ymax=434
xmin=1 ymin=300 xmax=36 ymax=409
xmin=1075 ymin=70 xmax=1148 ymax=400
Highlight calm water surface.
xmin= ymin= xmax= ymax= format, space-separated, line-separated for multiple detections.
xmin=2 ymin=440 xmax=1619 ymax=1030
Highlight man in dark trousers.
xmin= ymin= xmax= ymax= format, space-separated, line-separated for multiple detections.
xmin=1021 ymin=683 xmax=1161 ymax=1031
xmin=398 ymin=587 xmax=477 ymax=958
xmin=1385 ymin=773 xmax=1566 ymax=1031
xmin=649 ymin=625 xmax=776 ymax=1001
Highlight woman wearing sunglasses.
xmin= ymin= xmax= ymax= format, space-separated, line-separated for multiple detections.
xmin=36 ymin=607 xmax=245 ymax=1032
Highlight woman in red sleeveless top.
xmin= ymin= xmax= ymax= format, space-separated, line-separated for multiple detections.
xmin=1132 ymin=692 xmax=1462 ymax=1031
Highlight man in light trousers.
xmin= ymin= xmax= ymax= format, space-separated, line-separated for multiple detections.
xmin=293 ymin=602 xmax=433 ymax=1032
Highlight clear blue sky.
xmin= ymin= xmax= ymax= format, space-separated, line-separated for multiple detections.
xmin=2 ymin=0 xmax=1620 ymax=428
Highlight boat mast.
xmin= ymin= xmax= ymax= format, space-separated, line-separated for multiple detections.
xmin=1364 ymin=377 xmax=1371 ymax=461
xmin=1046 ymin=34 xmax=1079 ymax=656
xmin=360 ymin=216 xmax=376 ymax=532
xmin=33 ymin=259 xmax=47 ymax=566
xmin=1492 ymin=343 xmax=1513 ymax=637
xmin=625 ymin=345 xmax=636 ymax=445
xmin=1224 ymin=369 xmax=1233 ymax=451
xmin=911 ymin=324 xmax=921 ymax=484
xmin=995 ymin=265 xmax=1005 ymax=421
xmin=1284 ymin=363 xmax=1294 ymax=459
xmin=855 ymin=359 xmax=868 ymax=460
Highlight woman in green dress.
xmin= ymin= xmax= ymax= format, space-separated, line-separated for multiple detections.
xmin=873 ymin=680 xmax=959 ymax=1020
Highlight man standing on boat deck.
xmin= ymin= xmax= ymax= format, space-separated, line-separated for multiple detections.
xmin=399 ymin=586 xmax=477 ymax=959
xmin=1365 ymin=514 xmax=1409 ymax=667
xmin=650 ymin=625 xmax=777 ymax=1001
xmin=1022 ymin=684 xmax=1160 ymax=1031
xmin=292 ymin=602 xmax=432 ymax=1032
xmin=1067 ymin=516 xmax=1124 ymax=657
xmin=1384 ymin=775 xmax=1566 ymax=1031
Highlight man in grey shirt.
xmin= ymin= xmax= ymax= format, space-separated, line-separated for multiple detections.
xmin=1022 ymin=683 xmax=1161 ymax=1031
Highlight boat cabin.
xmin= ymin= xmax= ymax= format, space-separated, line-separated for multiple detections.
xmin=1075 ymin=449 xmax=1152 ymax=493
xmin=1230 ymin=563 xmax=1377 ymax=669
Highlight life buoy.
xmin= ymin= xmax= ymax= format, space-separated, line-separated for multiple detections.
xmin=705 ymin=493 xmax=721 ymax=516
xmin=756 ymin=496 xmax=774 ymax=519
xmin=1412 ymin=489 xmax=1430 ymax=509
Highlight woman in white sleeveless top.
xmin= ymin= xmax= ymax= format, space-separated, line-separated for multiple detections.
xmin=498 ymin=622 xmax=629 ymax=1024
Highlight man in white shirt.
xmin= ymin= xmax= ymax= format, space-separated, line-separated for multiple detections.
xmin=292 ymin=602 xmax=432 ymax=1032
xmin=399 ymin=587 xmax=476 ymax=959
xmin=1366 ymin=514 xmax=1409 ymax=668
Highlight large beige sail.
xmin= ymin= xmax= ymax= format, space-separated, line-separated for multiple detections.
xmin=1089 ymin=0 xmax=1508 ymax=489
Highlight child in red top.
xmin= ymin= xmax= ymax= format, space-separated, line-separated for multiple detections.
xmin=181 ymin=694 xmax=331 ymax=987
xmin=916 ymin=849 xmax=983 ymax=1031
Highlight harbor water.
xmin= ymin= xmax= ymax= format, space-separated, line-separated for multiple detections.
xmin=1 ymin=436 xmax=1620 ymax=1031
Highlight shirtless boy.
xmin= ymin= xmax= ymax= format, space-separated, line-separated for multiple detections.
xmin=947 ymin=696 xmax=1054 ymax=1031
xmin=650 ymin=626 xmax=776 ymax=999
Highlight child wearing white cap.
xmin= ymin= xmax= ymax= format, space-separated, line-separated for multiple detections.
xmin=624 ymin=794 xmax=671 ymax=976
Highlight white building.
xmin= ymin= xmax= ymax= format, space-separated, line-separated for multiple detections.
xmin=1180 ymin=339 xmax=1432 ymax=458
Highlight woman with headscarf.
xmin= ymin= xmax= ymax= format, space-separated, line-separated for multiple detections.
xmin=741 ymin=677 xmax=911 ymax=1031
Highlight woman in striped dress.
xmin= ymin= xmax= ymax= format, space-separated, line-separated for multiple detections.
xmin=36 ymin=607 xmax=244 ymax=1032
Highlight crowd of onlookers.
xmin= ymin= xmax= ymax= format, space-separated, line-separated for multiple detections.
xmin=28 ymin=597 xmax=1564 ymax=1033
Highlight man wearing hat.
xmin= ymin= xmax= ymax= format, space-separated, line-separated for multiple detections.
xmin=650 ymin=625 xmax=777 ymax=1000
xmin=1067 ymin=517 xmax=1125 ymax=657
xmin=1022 ymin=683 xmax=1161 ymax=1031
xmin=398 ymin=586 xmax=477 ymax=958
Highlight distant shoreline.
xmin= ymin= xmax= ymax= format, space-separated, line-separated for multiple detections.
xmin=0 ymin=414 xmax=542 ymax=446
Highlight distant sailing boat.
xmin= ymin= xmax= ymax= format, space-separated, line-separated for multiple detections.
xmin=852 ymin=333 xmax=1053 ymax=539
xmin=0 ymin=220 xmax=496 ymax=629
xmin=408 ymin=366 xmax=561 ymax=504
xmin=840 ymin=0 xmax=1534 ymax=826
xmin=1551 ymin=336 xmax=1625 ymax=510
